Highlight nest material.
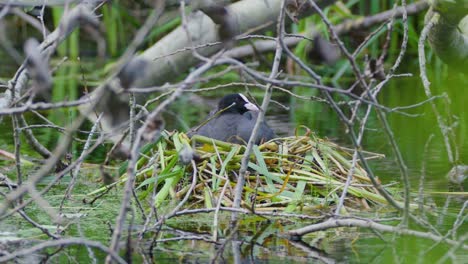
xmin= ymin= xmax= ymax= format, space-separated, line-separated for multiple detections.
xmin=90 ymin=130 xmax=393 ymax=213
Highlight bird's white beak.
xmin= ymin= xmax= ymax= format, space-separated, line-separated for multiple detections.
xmin=239 ymin=93 xmax=260 ymax=112
xmin=245 ymin=102 xmax=260 ymax=112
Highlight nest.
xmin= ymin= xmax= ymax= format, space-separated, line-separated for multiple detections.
xmin=90 ymin=129 xmax=394 ymax=213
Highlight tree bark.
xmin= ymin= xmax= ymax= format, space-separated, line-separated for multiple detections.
xmin=426 ymin=0 xmax=468 ymax=70
xmin=136 ymin=0 xmax=334 ymax=87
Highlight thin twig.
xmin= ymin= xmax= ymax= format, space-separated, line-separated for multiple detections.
xmin=233 ymin=0 xmax=286 ymax=212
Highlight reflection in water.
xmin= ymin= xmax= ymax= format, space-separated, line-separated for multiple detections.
xmin=144 ymin=217 xmax=341 ymax=263
xmin=289 ymin=240 xmax=337 ymax=264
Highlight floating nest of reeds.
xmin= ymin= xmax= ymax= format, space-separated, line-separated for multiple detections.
xmin=90 ymin=129 xmax=395 ymax=213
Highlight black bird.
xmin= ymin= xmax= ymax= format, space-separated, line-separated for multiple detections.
xmin=189 ymin=93 xmax=276 ymax=144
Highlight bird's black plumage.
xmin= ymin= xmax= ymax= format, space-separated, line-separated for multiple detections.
xmin=190 ymin=94 xmax=276 ymax=144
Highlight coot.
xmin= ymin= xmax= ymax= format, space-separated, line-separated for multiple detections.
xmin=190 ymin=94 xmax=276 ymax=144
